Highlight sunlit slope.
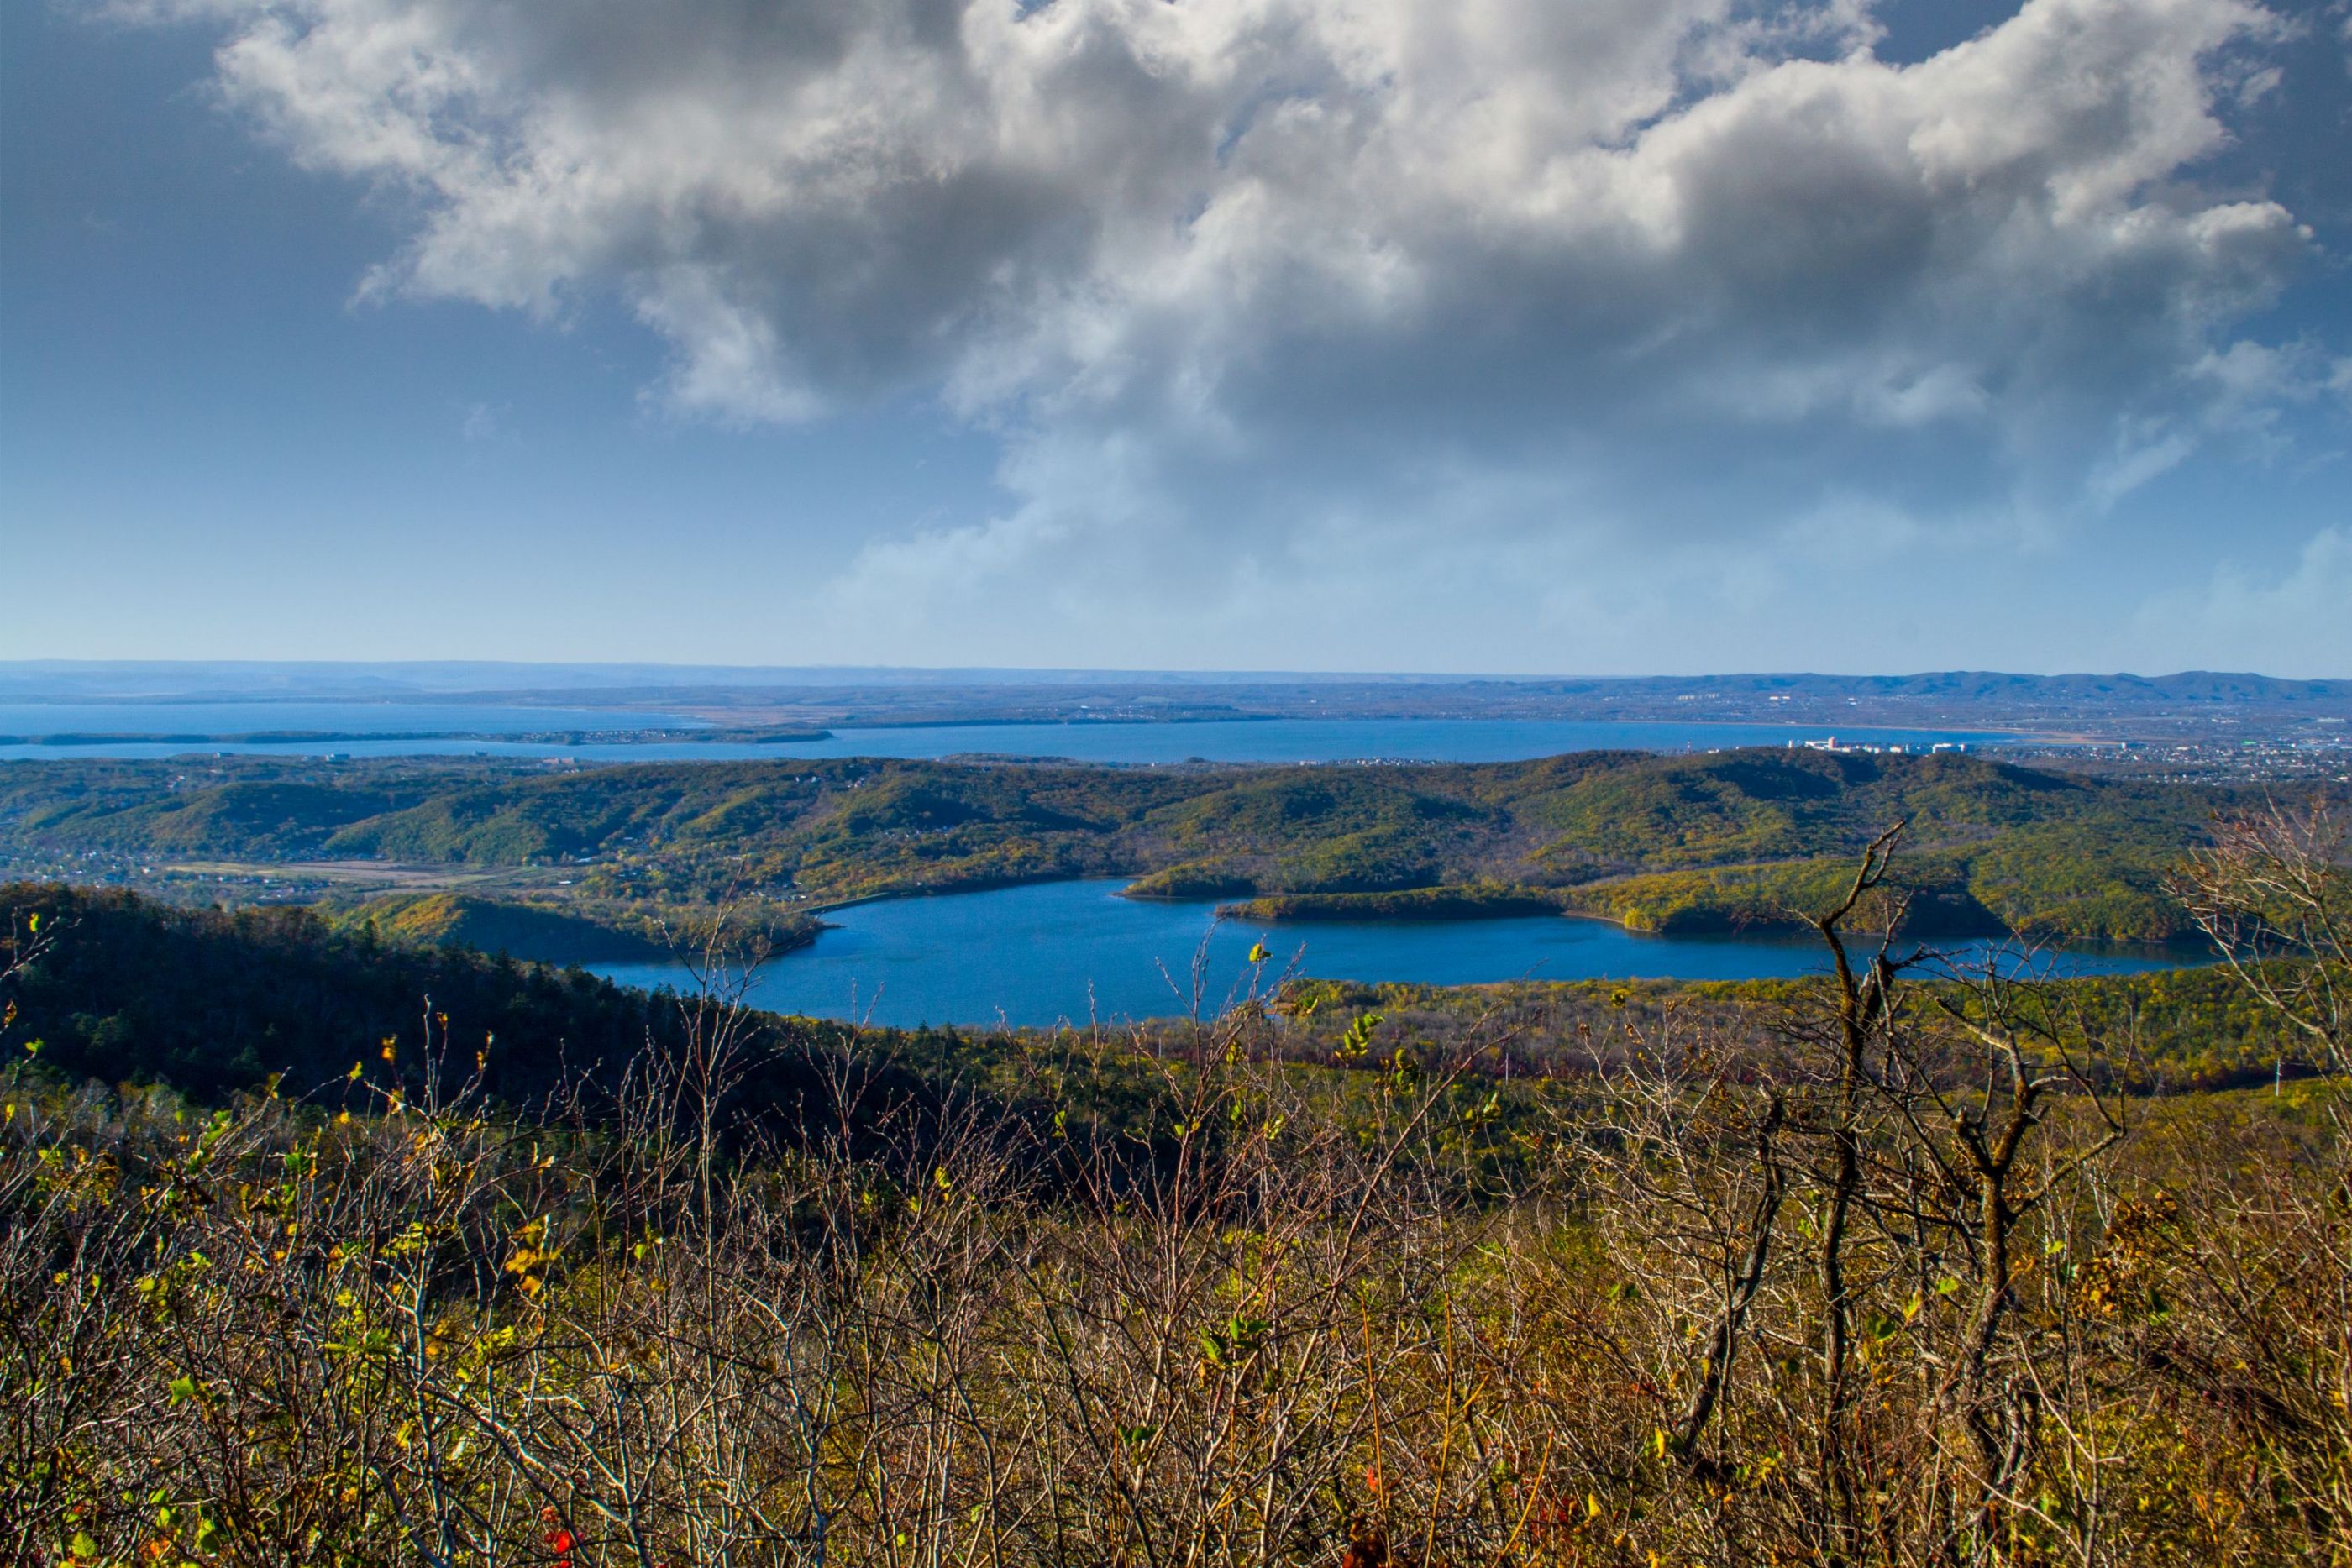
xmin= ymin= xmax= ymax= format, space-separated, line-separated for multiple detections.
xmin=1 ymin=750 xmax=2315 ymax=941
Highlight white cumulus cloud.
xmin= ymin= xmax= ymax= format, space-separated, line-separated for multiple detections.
xmin=105 ymin=0 xmax=2345 ymax=667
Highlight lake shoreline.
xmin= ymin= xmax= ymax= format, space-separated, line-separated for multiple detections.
xmin=586 ymin=877 xmax=2202 ymax=1030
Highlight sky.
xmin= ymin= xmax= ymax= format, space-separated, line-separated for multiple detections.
xmin=3 ymin=0 xmax=2349 ymax=675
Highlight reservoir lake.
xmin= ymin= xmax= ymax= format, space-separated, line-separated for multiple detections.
xmin=588 ymin=878 xmax=2185 ymax=1030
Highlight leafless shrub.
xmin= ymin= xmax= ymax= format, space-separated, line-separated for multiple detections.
xmin=2 ymin=831 xmax=2347 ymax=1565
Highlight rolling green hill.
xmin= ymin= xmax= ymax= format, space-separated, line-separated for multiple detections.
xmin=2 ymin=749 xmax=2325 ymax=941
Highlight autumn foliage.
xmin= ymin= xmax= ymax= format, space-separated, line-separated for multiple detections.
xmin=3 ymin=818 xmax=2349 ymax=1566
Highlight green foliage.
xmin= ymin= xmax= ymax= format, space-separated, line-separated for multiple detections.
xmin=320 ymin=891 xmax=819 ymax=964
xmin=0 ymin=881 xmax=822 ymax=1104
xmin=0 ymin=882 xmax=1175 ymax=1157
xmin=1962 ymin=825 xmax=2184 ymax=941
xmin=1121 ymin=861 xmax=1260 ymax=899
xmin=3 ymin=750 xmax=2323 ymax=941
xmin=1222 ymin=881 xmax=1567 ymax=922
xmin=1556 ymin=852 xmax=2001 ymax=936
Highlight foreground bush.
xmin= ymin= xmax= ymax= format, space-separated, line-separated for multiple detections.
xmin=3 ymin=819 xmax=2349 ymax=1566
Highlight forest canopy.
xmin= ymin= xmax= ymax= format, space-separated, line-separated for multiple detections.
xmin=3 ymin=747 xmax=2323 ymax=941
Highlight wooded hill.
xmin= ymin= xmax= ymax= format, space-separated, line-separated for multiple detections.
xmin=0 ymin=882 xmax=912 ymax=1113
xmin=3 ymin=748 xmax=2330 ymax=941
xmin=315 ymin=890 xmax=821 ymax=964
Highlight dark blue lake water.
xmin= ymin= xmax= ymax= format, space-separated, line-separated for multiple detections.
xmin=587 ymin=879 xmax=2185 ymax=1030
xmin=0 ymin=703 xmax=2019 ymax=763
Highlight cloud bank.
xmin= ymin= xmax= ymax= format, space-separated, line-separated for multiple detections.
xmin=116 ymin=0 xmax=2346 ymax=667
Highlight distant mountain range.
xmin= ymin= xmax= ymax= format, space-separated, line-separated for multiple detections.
xmin=1473 ymin=672 xmax=2352 ymax=705
xmin=2 ymin=662 xmax=2344 ymax=708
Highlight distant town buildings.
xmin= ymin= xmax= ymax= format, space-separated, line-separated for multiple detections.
xmin=1786 ymin=737 xmax=1966 ymax=756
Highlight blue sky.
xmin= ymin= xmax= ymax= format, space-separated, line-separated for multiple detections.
xmin=4 ymin=0 xmax=2348 ymax=674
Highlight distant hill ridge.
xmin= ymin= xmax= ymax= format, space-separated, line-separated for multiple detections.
xmin=0 ymin=663 xmax=2342 ymax=705
xmin=1515 ymin=671 xmax=2351 ymax=704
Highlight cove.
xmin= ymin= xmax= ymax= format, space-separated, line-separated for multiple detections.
xmin=586 ymin=878 xmax=2187 ymax=1030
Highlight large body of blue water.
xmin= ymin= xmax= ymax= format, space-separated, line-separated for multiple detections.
xmin=0 ymin=701 xmax=697 ymax=740
xmin=0 ymin=702 xmax=2019 ymax=763
xmin=587 ymin=879 xmax=2183 ymax=1030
